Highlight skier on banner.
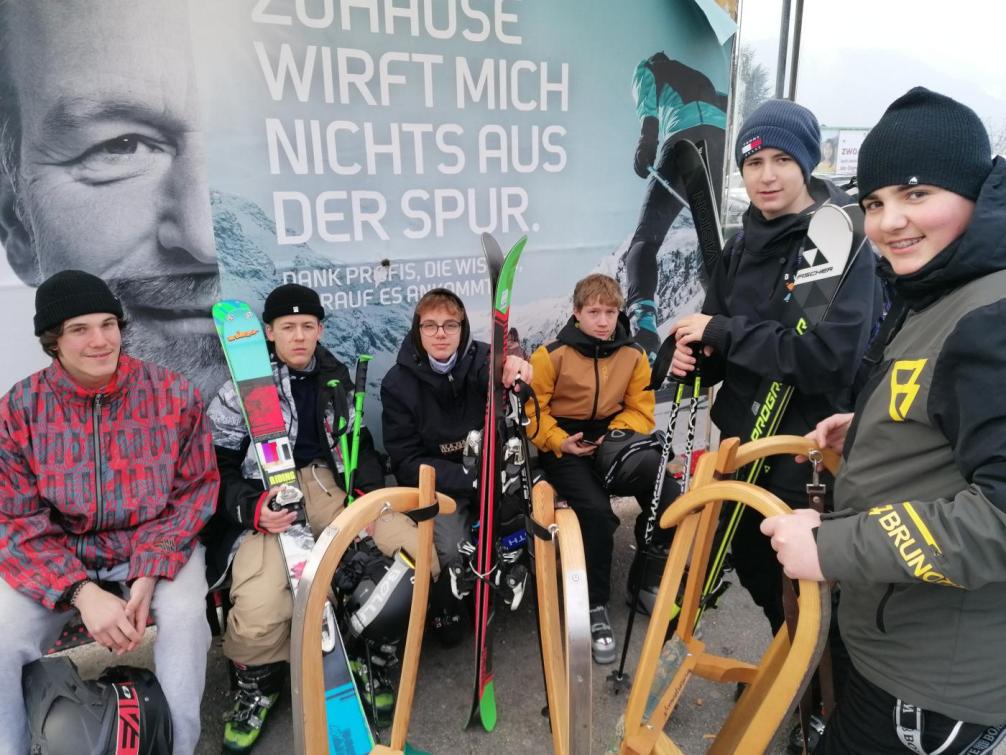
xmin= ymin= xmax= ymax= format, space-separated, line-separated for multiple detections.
xmin=527 ymin=274 xmax=681 ymax=665
xmin=763 ymin=88 xmax=1006 ymax=755
xmin=205 ymin=283 xmax=410 ymax=751
xmin=380 ymin=288 xmax=531 ymax=647
xmin=0 ymin=270 xmax=219 ymax=755
xmin=669 ymin=100 xmax=881 ymax=643
xmin=624 ymin=52 xmax=728 ymax=358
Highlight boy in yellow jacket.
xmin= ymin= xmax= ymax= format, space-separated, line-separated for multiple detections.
xmin=529 ymin=274 xmax=679 ymax=664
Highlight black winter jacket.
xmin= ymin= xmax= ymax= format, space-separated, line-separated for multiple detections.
xmin=381 ymin=335 xmax=489 ymax=499
xmin=700 ymin=177 xmax=883 ymax=499
xmin=202 ymin=344 xmax=384 ymax=586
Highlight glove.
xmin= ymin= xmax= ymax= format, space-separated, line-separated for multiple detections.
xmin=633 ymin=116 xmax=659 ymax=179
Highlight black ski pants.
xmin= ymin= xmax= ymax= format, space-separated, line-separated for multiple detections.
xmin=538 ymin=448 xmax=679 ymax=607
xmin=815 ymin=662 xmax=1005 ymax=754
xmin=625 ymin=123 xmax=725 ymax=309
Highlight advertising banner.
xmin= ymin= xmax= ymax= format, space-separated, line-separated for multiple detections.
xmin=0 ymin=0 xmax=734 ymax=444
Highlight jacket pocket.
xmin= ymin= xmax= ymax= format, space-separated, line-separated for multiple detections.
xmin=875 ymin=583 xmax=895 ymax=633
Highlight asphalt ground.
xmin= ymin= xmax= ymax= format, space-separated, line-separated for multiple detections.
xmin=65 ymin=491 xmax=798 ymax=755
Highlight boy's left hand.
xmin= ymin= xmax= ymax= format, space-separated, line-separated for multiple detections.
xmin=672 ymin=313 xmax=712 ymax=346
xmin=760 ymin=509 xmax=825 ymax=581
xmin=502 ymin=355 xmax=533 ymax=388
xmin=125 ymin=576 xmax=157 ymax=650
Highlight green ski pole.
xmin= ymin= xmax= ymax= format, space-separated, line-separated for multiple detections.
xmin=346 ymin=354 xmax=373 ymax=502
xmin=326 ymin=379 xmax=353 ymax=494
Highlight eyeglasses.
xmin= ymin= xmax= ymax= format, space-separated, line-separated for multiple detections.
xmin=419 ymin=320 xmax=462 ymax=336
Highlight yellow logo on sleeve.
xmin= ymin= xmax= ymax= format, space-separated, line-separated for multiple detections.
xmin=888 ymin=359 xmax=927 ymax=422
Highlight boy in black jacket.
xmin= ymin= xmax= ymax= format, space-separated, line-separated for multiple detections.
xmin=670 ymin=100 xmax=881 ymax=633
xmin=381 ymin=289 xmax=530 ymax=645
xmin=206 ymin=284 xmax=400 ymax=751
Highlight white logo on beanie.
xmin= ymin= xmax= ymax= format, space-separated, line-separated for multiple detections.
xmin=741 ymin=136 xmax=764 ymax=156
xmin=908 ymin=176 xmax=919 ymax=185
xmin=293 ymin=305 xmax=300 ymax=313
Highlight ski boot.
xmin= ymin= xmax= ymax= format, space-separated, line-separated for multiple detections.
xmin=495 ymin=530 xmax=529 ymax=610
xmin=628 ymin=299 xmax=661 ymax=362
xmin=448 ymin=541 xmax=477 ymax=600
xmin=626 ymin=542 xmax=671 ymax=616
xmin=222 ymin=661 xmax=286 ymax=752
xmin=349 ymin=657 xmax=396 ymax=728
xmin=589 ymin=605 xmax=617 ymax=665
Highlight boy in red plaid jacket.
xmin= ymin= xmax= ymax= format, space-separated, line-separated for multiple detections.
xmin=0 ymin=270 xmax=219 ymax=755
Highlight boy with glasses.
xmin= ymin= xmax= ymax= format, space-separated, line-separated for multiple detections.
xmin=381 ymin=289 xmax=530 ymax=646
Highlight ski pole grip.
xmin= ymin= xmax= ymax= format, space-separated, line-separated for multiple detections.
xmin=354 ymin=354 xmax=372 ymax=396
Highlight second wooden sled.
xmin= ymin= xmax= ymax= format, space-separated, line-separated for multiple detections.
xmin=610 ymin=436 xmax=835 ymax=755
xmin=290 ymin=464 xmax=456 ymax=755
xmin=532 ymin=480 xmax=593 ymax=754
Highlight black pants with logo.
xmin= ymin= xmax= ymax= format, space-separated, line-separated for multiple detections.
xmin=816 ymin=662 xmax=1004 ymax=754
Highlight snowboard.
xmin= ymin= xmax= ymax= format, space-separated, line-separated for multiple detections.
xmin=212 ymin=300 xmax=374 ymax=753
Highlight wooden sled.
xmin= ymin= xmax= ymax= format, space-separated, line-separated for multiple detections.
xmin=532 ymin=480 xmax=594 ymax=754
xmin=290 ymin=464 xmax=456 ymax=755
xmin=612 ymin=435 xmax=839 ymax=755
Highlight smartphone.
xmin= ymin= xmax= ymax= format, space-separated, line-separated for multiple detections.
xmin=578 ymin=438 xmax=600 ymax=447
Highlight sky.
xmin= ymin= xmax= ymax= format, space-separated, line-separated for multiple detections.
xmin=739 ymin=0 xmax=1006 ymax=132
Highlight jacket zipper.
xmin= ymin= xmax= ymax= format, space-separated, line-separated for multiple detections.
xmin=589 ymin=347 xmax=600 ymax=420
xmin=875 ymin=583 xmax=895 ymax=633
xmin=92 ymin=394 xmax=105 ymax=534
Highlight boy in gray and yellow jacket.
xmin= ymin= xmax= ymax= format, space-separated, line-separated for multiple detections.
xmin=763 ymin=89 xmax=1006 ymax=753
xmin=529 ymin=274 xmax=680 ymax=665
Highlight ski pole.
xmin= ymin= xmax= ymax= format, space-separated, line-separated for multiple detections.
xmin=326 ymin=379 xmax=353 ymax=494
xmin=609 ymin=343 xmax=701 ymax=690
xmin=646 ymin=165 xmax=690 ymax=208
xmin=346 ymin=355 xmax=373 ymax=502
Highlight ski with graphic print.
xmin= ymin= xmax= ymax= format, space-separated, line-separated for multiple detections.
xmin=465 ymin=233 xmax=530 ymax=732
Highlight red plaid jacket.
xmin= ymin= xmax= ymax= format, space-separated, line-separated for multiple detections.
xmin=0 ymin=355 xmax=219 ymax=610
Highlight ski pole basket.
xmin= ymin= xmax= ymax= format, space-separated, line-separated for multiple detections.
xmin=531 ymin=480 xmax=593 ymax=755
xmin=611 ymin=435 xmax=838 ymax=754
xmin=290 ymin=464 xmax=455 ymax=755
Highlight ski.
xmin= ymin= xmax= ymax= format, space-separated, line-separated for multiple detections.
xmin=692 ymin=202 xmax=865 ymax=628
xmin=212 ymin=300 xmax=374 ymax=754
xmin=671 ymin=138 xmax=724 ymax=284
xmin=466 ymin=233 xmax=529 ymax=731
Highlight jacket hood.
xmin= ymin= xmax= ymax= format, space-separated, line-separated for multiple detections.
xmin=395 ymin=328 xmax=485 ymax=390
xmin=881 ymin=157 xmax=1006 ymax=310
xmin=408 ymin=288 xmax=473 ymax=361
xmin=557 ymin=312 xmax=637 ymax=357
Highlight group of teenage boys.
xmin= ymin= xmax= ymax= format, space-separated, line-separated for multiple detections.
xmin=1 ymin=85 xmax=1004 ymax=755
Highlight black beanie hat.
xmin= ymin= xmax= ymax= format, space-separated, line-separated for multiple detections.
xmin=262 ymin=283 xmax=325 ymax=323
xmin=857 ymin=87 xmax=992 ymax=203
xmin=735 ymin=99 xmax=821 ymax=182
xmin=34 ymin=270 xmax=123 ymax=335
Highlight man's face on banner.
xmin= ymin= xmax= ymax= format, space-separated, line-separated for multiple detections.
xmin=0 ymin=0 xmax=224 ymax=395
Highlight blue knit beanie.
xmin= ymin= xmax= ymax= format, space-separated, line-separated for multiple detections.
xmin=735 ymin=99 xmax=821 ymax=182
